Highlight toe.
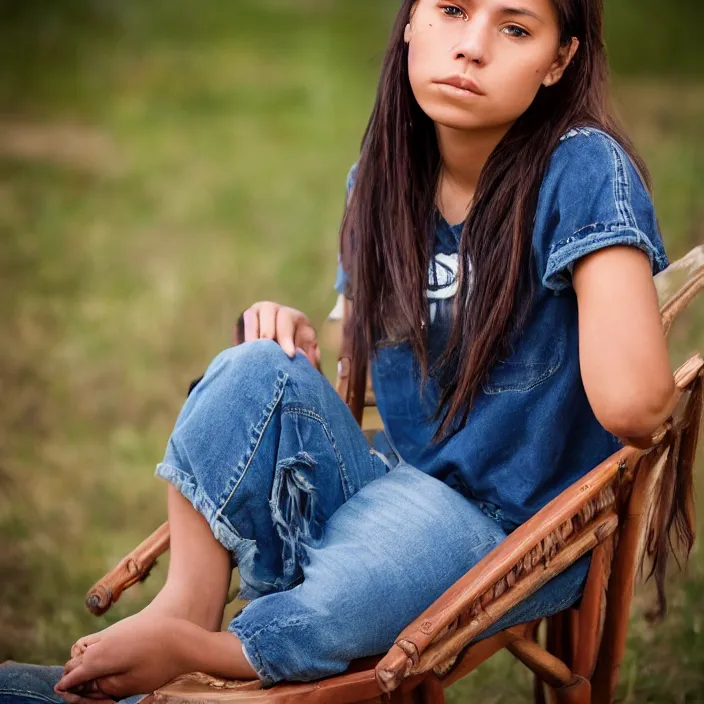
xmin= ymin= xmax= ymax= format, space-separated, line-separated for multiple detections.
xmin=71 ymin=634 xmax=101 ymax=659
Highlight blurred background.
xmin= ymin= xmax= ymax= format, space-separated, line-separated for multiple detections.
xmin=0 ymin=1 xmax=702 ymax=701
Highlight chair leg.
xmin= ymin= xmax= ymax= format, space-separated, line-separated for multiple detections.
xmin=383 ymin=675 xmax=444 ymax=704
xmin=546 ymin=613 xmax=565 ymax=665
xmin=419 ymin=674 xmax=445 ymax=704
xmin=530 ymin=620 xmax=547 ymax=704
xmin=534 ymin=673 xmax=547 ymax=704
xmin=553 ymin=676 xmax=591 ymax=704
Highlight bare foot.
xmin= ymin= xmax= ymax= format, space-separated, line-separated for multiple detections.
xmin=71 ymin=614 xmax=140 ymax=659
xmin=57 ymin=615 xmax=205 ymax=701
xmin=71 ymin=584 xmax=224 ymax=658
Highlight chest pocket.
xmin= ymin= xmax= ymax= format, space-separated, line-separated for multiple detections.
xmin=482 ymin=327 xmax=566 ymax=395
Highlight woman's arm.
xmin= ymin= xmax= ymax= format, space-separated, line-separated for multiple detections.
xmin=573 ymin=245 xmax=678 ymax=440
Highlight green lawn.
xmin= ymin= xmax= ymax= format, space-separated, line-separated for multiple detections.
xmin=0 ymin=2 xmax=702 ymax=701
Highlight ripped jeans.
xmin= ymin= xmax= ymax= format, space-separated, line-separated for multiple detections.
xmin=154 ymin=339 xmax=590 ymax=686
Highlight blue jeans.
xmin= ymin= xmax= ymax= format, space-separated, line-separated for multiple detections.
xmin=0 ymin=663 xmax=146 ymax=704
xmin=1 ymin=340 xmax=589 ymax=695
xmin=159 ymin=340 xmax=589 ymax=685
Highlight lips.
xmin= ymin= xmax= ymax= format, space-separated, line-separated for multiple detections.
xmin=436 ymin=75 xmax=485 ymax=96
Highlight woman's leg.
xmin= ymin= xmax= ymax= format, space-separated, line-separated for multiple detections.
xmin=72 ymin=455 xmax=237 ymax=657
xmin=145 ymin=482 xmax=232 ymax=631
xmin=227 ymin=465 xmax=505 ymax=685
xmin=72 ymin=339 xmax=386 ymax=667
xmin=0 ymin=664 xmax=64 ymax=704
xmin=227 ymin=465 xmax=589 ymax=687
xmin=0 ymin=662 xmax=147 ymax=704
xmin=64 ymin=483 xmax=258 ymax=696
xmin=152 ymin=339 xmax=385 ymax=598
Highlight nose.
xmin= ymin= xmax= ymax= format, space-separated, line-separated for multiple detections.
xmin=451 ymin=13 xmax=490 ymax=66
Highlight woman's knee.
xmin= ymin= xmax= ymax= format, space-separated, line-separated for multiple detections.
xmin=209 ymin=339 xmax=288 ymax=376
xmin=205 ymin=340 xmax=319 ymax=389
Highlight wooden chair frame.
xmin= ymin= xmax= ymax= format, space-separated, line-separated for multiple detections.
xmin=85 ymin=245 xmax=704 ymax=704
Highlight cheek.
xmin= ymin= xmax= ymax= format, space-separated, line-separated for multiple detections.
xmin=407 ymin=37 xmax=435 ymax=101
xmin=406 ymin=19 xmax=453 ymax=82
xmin=491 ymin=60 xmax=548 ymax=115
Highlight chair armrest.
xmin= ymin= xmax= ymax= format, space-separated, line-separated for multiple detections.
xmin=84 ymin=315 xmax=251 ymax=617
xmin=85 ymin=522 xmax=170 ymax=615
xmin=375 ymin=354 xmax=703 ymax=693
xmin=375 ymin=448 xmax=631 ymax=692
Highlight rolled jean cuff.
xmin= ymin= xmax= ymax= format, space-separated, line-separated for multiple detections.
xmin=228 ymin=619 xmax=277 ymax=687
xmin=228 ymin=604 xmax=326 ymax=687
xmin=154 ymin=462 xmax=264 ymax=599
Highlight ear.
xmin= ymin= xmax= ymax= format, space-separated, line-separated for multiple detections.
xmin=543 ymin=37 xmax=579 ymax=87
xmin=404 ymin=2 xmax=419 ymax=44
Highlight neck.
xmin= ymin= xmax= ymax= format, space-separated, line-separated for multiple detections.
xmin=435 ymin=122 xmax=513 ymax=194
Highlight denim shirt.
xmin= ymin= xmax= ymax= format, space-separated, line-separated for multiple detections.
xmin=334 ymin=127 xmax=669 ymax=528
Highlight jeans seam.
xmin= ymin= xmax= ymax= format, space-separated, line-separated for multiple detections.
xmin=0 ymin=691 xmax=58 ymax=703
xmin=607 ymin=138 xmax=634 ymax=230
xmin=381 ymin=427 xmax=406 ymax=466
xmin=370 ymin=447 xmax=393 ymax=471
xmin=156 ymin=462 xmax=270 ymax=590
xmin=282 ymin=406 xmax=353 ymax=500
xmin=216 ymin=370 xmax=289 ymax=517
xmin=230 ymin=614 xmax=311 ymax=642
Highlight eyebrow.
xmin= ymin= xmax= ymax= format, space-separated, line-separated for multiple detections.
xmin=499 ymin=6 xmax=545 ymax=23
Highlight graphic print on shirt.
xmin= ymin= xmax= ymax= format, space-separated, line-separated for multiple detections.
xmin=427 ymin=252 xmax=460 ymax=324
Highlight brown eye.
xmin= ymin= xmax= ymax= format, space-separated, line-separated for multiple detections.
xmin=502 ymin=25 xmax=530 ymax=37
xmin=442 ymin=5 xmax=467 ymax=20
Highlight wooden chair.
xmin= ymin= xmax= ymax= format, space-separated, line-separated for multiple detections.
xmin=85 ymin=245 xmax=704 ymax=704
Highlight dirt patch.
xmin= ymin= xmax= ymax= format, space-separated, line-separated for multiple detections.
xmin=0 ymin=119 xmax=119 ymax=174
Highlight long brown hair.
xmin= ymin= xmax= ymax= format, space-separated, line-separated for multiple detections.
xmin=340 ymin=0 xmax=650 ymax=442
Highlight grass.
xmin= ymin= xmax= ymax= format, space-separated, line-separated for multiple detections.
xmin=0 ymin=2 xmax=702 ymax=701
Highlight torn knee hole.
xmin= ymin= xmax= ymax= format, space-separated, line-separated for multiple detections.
xmin=271 ymin=452 xmax=322 ymax=578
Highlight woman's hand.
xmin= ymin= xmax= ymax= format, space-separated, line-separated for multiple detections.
xmin=240 ymin=301 xmax=321 ymax=369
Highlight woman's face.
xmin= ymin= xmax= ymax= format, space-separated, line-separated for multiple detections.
xmin=406 ymin=0 xmax=577 ymax=131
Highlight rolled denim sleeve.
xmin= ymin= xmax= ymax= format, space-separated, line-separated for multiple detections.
xmin=333 ymin=163 xmax=358 ymax=298
xmin=533 ymin=128 xmax=669 ymax=294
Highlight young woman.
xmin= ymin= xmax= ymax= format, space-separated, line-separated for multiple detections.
xmin=0 ymin=0 xmax=677 ymax=700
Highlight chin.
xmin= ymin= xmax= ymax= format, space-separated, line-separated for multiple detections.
xmin=422 ymin=101 xmax=520 ymax=134
xmin=420 ymin=102 xmax=491 ymax=131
